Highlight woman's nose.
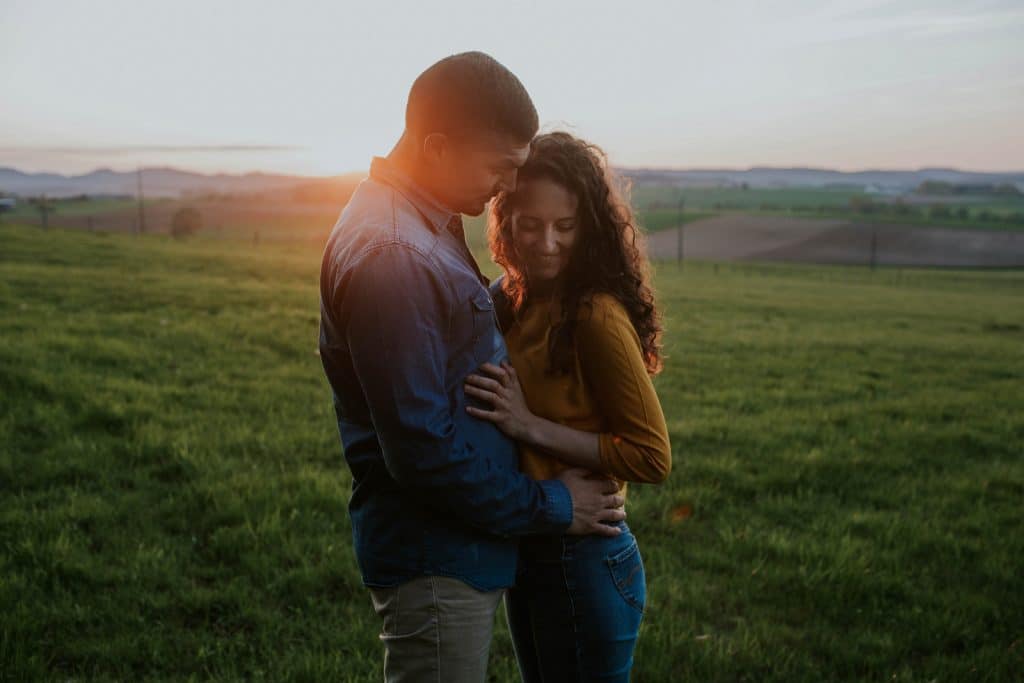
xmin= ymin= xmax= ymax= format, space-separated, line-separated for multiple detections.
xmin=541 ymin=228 xmax=559 ymax=252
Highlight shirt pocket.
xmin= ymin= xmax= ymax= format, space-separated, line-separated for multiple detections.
xmin=469 ymin=289 xmax=496 ymax=342
xmin=468 ymin=286 xmax=503 ymax=366
xmin=450 ymin=285 xmax=505 ymax=376
xmin=453 ymin=287 xmax=507 ymax=414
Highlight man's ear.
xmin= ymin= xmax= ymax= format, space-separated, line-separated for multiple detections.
xmin=422 ymin=133 xmax=450 ymax=167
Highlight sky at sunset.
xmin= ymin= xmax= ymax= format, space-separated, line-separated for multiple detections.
xmin=1 ymin=0 xmax=1022 ymax=176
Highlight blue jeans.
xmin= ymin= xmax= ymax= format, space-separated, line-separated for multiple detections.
xmin=506 ymin=520 xmax=646 ymax=682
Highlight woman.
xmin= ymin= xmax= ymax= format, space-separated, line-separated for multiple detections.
xmin=463 ymin=131 xmax=672 ymax=682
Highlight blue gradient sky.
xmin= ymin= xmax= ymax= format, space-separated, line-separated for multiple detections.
xmin=1 ymin=0 xmax=1021 ymax=175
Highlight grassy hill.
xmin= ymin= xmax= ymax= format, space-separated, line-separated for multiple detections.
xmin=1 ymin=223 xmax=1022 ymax=681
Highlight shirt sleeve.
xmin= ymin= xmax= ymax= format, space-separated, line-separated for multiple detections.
xmin=574 ymin=295 xmax=672 ymax=484
xmin=340 ymin=243 xmax=572 ymax=536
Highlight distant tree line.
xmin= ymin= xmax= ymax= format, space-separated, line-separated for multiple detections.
xmin=695 ymin=196 xmax=1024 ymax=226
xmin=915 ymin=181 xmax=1022 ymax=197
xmin=840 ymin=196 xmax=1024 ymax=225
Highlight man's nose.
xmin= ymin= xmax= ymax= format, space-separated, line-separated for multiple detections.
xmin=497 ymin=169 xmax=517 ymax=194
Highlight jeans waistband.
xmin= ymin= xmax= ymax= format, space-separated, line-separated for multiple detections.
xmin=519 ymin=519 xmax=631 ymax=562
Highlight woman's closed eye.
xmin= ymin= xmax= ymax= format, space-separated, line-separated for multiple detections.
xmin=516 ymin=217 xmax=575 ymax=232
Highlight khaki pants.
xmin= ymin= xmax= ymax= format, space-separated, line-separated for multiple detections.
xmin=368 ymin=575 xmax=505 ymax=683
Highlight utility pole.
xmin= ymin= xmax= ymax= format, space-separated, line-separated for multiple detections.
xmin=676 ymin=197 xmax=685 ymax=268
xmin=31 ymin=194 xmax=55 ymax=229
xmin=136 ymin=167 xmax=146 ymax=234
xmin=869 ymin=227 xmax=878 ymax=271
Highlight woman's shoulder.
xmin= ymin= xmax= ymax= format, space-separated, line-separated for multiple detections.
xmin=575 ymin=291 xmax=630 ymax=326
xmin=574 ymin=292 xmax=641 ymax=350
xmin=572 ymin=292 xmax=646 ymax=371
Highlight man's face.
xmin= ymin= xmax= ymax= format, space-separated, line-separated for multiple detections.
xmin=428 ymin=132 xmax=531 ymax=216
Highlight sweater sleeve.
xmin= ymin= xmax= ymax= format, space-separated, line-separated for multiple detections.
xmin=574 ymin=295 xmax=672 ymax=484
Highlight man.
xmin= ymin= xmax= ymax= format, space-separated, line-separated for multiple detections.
xmin=318 ymin=51 xmax=626 ymax=682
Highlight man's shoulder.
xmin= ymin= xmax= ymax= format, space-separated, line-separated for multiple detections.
xmin=488 ymin=275 xmax=515 ymax=333
xmin=488 ymin=273 xmax=506 ymax=298
xmin=338 ymin=177 xmax=431 ymax=235
xmin=328 ymin=178 xmax=442 ymax=267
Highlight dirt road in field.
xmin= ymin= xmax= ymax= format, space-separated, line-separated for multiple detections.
xmin=645 ymin=213 xmax=1024 ymax=267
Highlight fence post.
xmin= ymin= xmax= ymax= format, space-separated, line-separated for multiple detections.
xmin=136 ymin=168 xmax=146 ymax=235
xmin=869 ymin=227 xmax=878 ymax=271
xmin=676 ymin=198 xmax=685 ymax=268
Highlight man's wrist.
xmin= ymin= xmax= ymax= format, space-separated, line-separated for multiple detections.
xmin=537 ymin=478 xmax=573 ymax=532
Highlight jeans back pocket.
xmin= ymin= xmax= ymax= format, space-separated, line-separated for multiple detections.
xmin=605 ymin=539 xmax=646 ymax=614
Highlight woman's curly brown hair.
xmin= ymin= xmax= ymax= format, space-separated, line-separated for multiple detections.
xmin=487 ymin=131 xmax=663 ymax=375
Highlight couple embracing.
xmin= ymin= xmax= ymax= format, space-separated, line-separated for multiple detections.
xmin=318 ymin=51 xmax=672 ymax=682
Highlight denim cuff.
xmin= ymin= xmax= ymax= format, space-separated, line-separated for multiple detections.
xmin=537 ymin=478 xmax=573 ymax=533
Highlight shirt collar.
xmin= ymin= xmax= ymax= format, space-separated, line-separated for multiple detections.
xmin=369 ymin=156 xmax=458 ymax=234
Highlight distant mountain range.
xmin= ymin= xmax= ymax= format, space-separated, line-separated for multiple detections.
xmin=1 ymin=165 xmax=1022 ymax=198
xmin=0 ymin=167 xmax=347 ymax=199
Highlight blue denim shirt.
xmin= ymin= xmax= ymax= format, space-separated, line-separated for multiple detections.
xmin=318 ymin=156 xmax=573 ymax=591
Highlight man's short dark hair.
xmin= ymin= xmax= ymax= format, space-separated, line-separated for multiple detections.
xmin=406 ymin=51 xmax=538 ymax=143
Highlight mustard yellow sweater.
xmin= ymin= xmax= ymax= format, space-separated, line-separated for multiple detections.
xmin=503 ymin=291 xmax=672 ymax=496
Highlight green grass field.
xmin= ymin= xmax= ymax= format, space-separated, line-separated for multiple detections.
xmin=629 ymin=185 xmax=1024 ymax=233
xmin=1 ymin=223 xmax=1022 ymax=681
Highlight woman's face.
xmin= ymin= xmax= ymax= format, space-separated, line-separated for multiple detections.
xmin=510 ymin=177 xmax=580 ymax=288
